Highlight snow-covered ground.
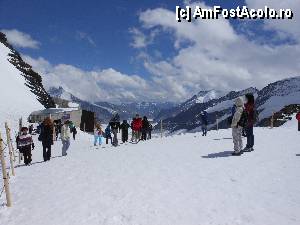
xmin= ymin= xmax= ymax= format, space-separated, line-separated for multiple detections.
xmin=1 ymin=117 xmax=299 ymax=225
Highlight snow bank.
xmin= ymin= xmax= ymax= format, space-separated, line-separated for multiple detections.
xmin=0 ymin=43 xmax=43 ymax=133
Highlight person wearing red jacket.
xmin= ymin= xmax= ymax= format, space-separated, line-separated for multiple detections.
xmin=244 ymin=93 xmax=255 ymax=152
xmin=131 ymin=114 xmax=142 ymax=142
xmin=296 ymin=112 xmax=300 ymax=131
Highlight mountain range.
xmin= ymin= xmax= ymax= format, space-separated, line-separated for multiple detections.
xmin=48 ymin=86 xmax=176 ymax=122
xmin=1 ymin=30 xmax=299 ymax=132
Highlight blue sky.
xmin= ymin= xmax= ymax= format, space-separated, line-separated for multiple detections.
xmin=0 ymin=0 xmax=299 ymax=103
xmin=1 ymin=0 xmax=245 ymax=73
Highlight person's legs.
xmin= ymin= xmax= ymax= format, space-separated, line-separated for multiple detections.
xmin=62 ymin=140 xmax=66 ymax=156
xmin=135 ymin=131 xmax=139 ymax=142
xmin=245 ymin=126 xmax=254 ymax=149
xmin=73 ymin=132 xmax=76 ymax=140
xmin=43 ymin=144 xmax=47 ymax=161
xmin=298 ymin=121 xmax=300 ymax=131
xmin=203 ymin=125 xmax=207 ymax=136
xmin=28 ymin=148 xmax=32 ymax=164
xmin=122 ymin=132 xmax=125 ymax=143
xmin=23 ymin=148 xmax=29 ymax=165
xmin=249 ymin=126 xmax=254 ymax=148
xmin=237 ymin=127 xmax=243 ymax=152
xmin=99 ymin=135 xmax=102 ymax=145
xmin=94 ymin=135 xmax=98 ymax=146
xmin=112 ymin=129 xmax=118 ymax=146
xmin=141 ymin=131 xmax=145 ymax=140
xmin=232 ymin=127 xmax=242 ymax=153
xmin=47 ymin=145 xmax=51 ymax=160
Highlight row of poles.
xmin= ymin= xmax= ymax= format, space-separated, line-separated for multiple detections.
xmin=0 ymin=120 xmax=21 ymax=207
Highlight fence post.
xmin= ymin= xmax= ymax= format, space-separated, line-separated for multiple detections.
xmin=0 ymin=132 xmax=12 ymax=207
xmin=19 ymin=117 xmax=22 ymax=132
xmin=270 ymin=112 xmax=274 ymax=129
xmin=216 ymin=118 xmax=219 ymax=131
xmin=6 ymin=124 xmax=16 ymax=162
xmin=160 ymin=120 xmax=163 ymax=138
xmin=5 ymin=123 xmax=15 ymax=176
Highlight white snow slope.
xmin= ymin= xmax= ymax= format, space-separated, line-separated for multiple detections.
xmin=0 ymin=117 xmax=299 ymax=225
xmin=0 ymin=43 xmax=42 ymax=132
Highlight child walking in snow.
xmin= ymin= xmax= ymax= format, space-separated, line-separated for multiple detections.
xmin=16 ymin=127 xmax=35 ymax=166
xmin=231 ymin=97 xmax=245 ymax=156
xmin=94 ymin=124 xmax=103 ymax=146
xmin=105 ymin=125 xmax=112 ymax=144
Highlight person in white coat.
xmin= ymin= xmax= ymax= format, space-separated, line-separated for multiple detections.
xmin=61 ymin=120 xmax=71 ymax=156
xmin=231 ymin=97 xmax=244 ymax=156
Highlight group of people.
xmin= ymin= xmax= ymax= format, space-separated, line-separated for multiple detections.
xmin=15 ymin=94 xmax=299 ymax=165
xmin=199 ymin=93 xmax=257 ymax=156
xmin=16 ymin=118 xmax=77 ymax=165
xmin=230 ymin=93 xmax=256 ymax=156
xmin=93 ymin=113 xmax=153 ymax=147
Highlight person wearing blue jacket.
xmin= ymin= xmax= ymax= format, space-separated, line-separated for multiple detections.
xmin=105 ymin=125 xmax=112 ymax=145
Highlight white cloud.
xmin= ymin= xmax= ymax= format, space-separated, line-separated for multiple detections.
xmin=1 ymin=29 xmax=40 ymax=49
xmin=246 ymin=0 xmax=300 ymax=42
xmin=129 ymin=27 xmax=158 ymax=49
xmin=22 ymin=55 xmax=165 ymax=103
xmin=132 ymin=1 xmax=300 ymax=101
xmin=76 ymin=31 xmax=96 ymax=46
xmin=15 ymin=1 xmax=300 ymax=103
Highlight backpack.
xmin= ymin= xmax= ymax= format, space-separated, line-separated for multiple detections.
xmin=238 ymin=110 xmax=248 ymax=128
xmin=227 ymin=105 xmax=236 ymax=125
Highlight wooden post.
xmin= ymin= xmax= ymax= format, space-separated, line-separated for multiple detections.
xmin=0 ymin=132 xmax=12 ymax=207
xmin=5 ymin=123 xmax=15 ymax=176
xmin=271 ymin=112 xmax=274 ymax=129
xmin=6 ymin=124 xmax=16 ymax=162
xmin=216 ymin=118 xmax=219 ymax=131
xmin=19 ymin=117 xmax=22 ymax=132
xmin=160 ymin=120 xmax=163 ymax=138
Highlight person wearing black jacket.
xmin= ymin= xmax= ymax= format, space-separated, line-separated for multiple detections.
xmin=39 ymin=117 xmax=54 ymax=161
xmin=148 ymin=123 xmax=153 ymax=140
xmin=109 ymin=113 xmax=120 ymax=147
xmin=141 ymin=116 xmax=149 ymax=141
xmin=120 ymin=120 xmax=130 ymax=143
xmin=54 ymin=120 xmax=62 ymax=141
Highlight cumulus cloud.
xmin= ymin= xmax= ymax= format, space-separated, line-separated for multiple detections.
xmin=132 ymin=1 xmax=300 ymax=101
xmin=1 ymin=29 xmax=40 ymax=49
xmin=15 ymin=1 xmax=300 ymax=103
xmin=22 ymin=55 xmax=164 ymax=103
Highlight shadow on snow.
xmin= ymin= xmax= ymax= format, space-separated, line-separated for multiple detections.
xmin=202 ymin=151 xmax=233 ymax=158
